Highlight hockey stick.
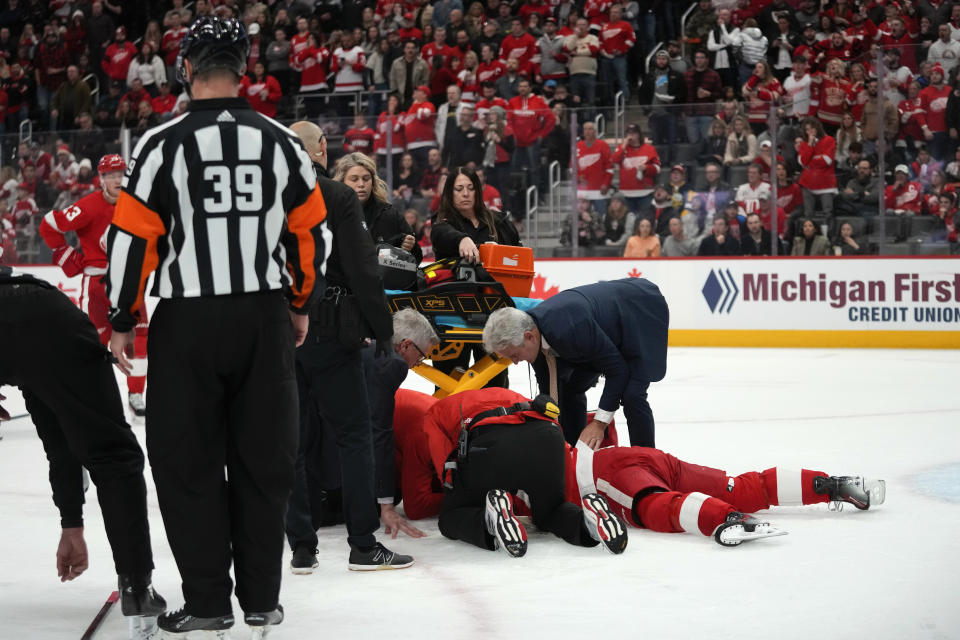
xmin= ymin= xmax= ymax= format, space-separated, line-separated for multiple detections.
xmin=81 ymin=591 xmax=119 ymax=640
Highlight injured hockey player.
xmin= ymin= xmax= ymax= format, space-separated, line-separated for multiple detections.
xmin=393 ymin=388 xmax=885 ymax=547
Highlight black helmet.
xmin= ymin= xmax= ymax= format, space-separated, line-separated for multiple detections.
xmin=176 ymin=16 xmax=249 ymax=84
xmin=377 ymin=244 xmax=419 ymax=291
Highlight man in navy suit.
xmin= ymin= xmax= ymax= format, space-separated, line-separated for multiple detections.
xmin=482 ymin=278 xmax=669 ymax=449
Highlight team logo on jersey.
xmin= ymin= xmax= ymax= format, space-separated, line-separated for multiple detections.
xmin=702 ymin=268 xmax=739 ymax=313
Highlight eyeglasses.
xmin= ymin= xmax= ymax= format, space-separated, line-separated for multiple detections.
xmin=409 ymin=341 xmax=427 ymax=364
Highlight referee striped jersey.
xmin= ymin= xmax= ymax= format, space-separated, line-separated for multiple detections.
xmin=105 ymin=97 xmax=332 ymax=331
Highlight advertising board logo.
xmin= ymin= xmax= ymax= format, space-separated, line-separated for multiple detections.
xmin=702 ymin=269 xmax=739 ymax=313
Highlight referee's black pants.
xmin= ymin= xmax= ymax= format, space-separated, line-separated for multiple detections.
xmin=438 ymin=420 xmax=598 ymax=550
xmin=0 ymin=284 xmax=153 ymax=575
xmin=146 ymin=292 xmax=298 ymax=618
xmin=288 ymin=332 xmax=379 ymax=550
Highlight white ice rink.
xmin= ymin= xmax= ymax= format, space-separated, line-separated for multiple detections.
xmin=2 ymin=347 xmax=959 ymax=640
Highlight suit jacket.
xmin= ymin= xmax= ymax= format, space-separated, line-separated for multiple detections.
xmin=528 ymin=278 xmax=669 ymax=413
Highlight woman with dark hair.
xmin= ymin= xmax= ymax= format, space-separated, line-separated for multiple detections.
xmin=392 ymin=152 xmax=420 ymax=205
xmin=431 ymin=166 xmax=521 ymax=388
xmin=126 ymin=41 xmax=166 ymax=97
xmin=790 ymin=218 xmax=832 ymax=255
xmin=795 ymin=116 xmax=837 ymax=219
xmin=333 ymin=152 xmax=423 ymax=263
xmin=832 ymin=221 xmax=866 ymax=255
xmin=432 ymin=166 xmax=521 ymax=262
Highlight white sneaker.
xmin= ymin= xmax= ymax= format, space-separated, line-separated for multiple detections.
xmin=128 ymin=393 xmax=146 ymax=418
xmin=581 ymin=493 xmax=628 ymax=554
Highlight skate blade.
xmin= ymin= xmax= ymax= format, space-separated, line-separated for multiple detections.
xmin=717 ymin=525 xmax=788 ymax=547
xmin=159 ymin=631 xmax=231 ymax=639
xmin=129 ymin=615 xmax=158 ymax=640
xmin=290 ymin=566 xmax=316 ymax=575
xmin=250 ymin=626 xmax=274 ymax=639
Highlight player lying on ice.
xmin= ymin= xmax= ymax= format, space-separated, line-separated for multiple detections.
xmin=392 ymin=388 xmax=886 ymax=547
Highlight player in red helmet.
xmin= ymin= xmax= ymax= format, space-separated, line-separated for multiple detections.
xmin=39 ymin=153 xmax=150 ymax=419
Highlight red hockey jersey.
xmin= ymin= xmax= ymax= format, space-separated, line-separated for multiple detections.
xmin=797 ymin=136 xmax=838 ymax=193
xmin=600 ymin=20 xmax=636 ymax=57
xmin=404 ymin=100 xmax=438 ymax=149
xmin=375 ymin=111 xmax=405 ymax=154
xmin=506 ymin=94 xmax=555 ymax=147
xmin=343 ymin=126 xmax=376 ymax=154
xmin=884 ymin=181 xmax=924 ymax=213
xmin=38 ymin=190 xmax=114 ymax=275
xmin=240 ymin=75 xmax=283 ymax=118
xmin=477 ymin=60 xmax=506 ymax=85
xmin=919 ymin=84 xmax=951 ymax=133
xmin=612 ymin=142 xmax=660 ymax=197
xmin=499 ymin=32 xmax=538 ymax=68
xmin=576 ymin=139 xmax=614 ymax=198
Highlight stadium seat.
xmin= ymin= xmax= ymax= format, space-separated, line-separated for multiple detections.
xmin=728 ymin=165 xmax=749 ymax=186
xmin=907 ymin=215 xmax=945 ymax=238
xmin=590 ymin=245 xmax=623 ymax=257
xmin=911 ymin=242 xmax=954 ymax=255
xmin=693 ymin=166 xmax=709 ymax=190
xmin=673 ymin=144 xmax=698 ymax=165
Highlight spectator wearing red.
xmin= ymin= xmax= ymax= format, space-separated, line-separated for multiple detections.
xmin=239 ymin=62 xmax=282 ymax=118
xmin=161 ymin=10 xmax=188 ymax=68
xmin=397 ymin=12 xmax=423 ymax=42
xmin=119 ymin=78 xmax=150 ymax=111
xmin=844 ymin=7 xmax=877 ymax=50
xmin=752 ymin=139 xmax=783 ymax=178
xmin=150 ymin=81 xmax=178 ymax=120
xmin=684 ymin=49 xmax=723 ymax=144
xmin=418 ymin=148 xmax=444 ymax=200
xmin=294 ymin=33 xmax=330 ymax=93
xmin=34 ymin=30 xmax=70 ymax=130
xmin=422 ymin=26 xmax=456 ymax=70
xmin=101 ymin=26 xmax=137 ymax=86
xmin=477 ymin=44 xmax=506 ymax=85
xmin=331 ymin=31 xmax=367 ymax=117
xmin=507 ymin=78 xmax=555 ymax=195
xmin=736 ymin=165 xmax=771 ymax=218
xmin=3 ymin=62 xmax=30 ymax=131
xmin=11 ymin=181 xmax=38 ymax=228
xmin=776 ymin=162 xmax=804 ymax=218
xmin=288 ymin=17 xmax=311 ymax=73
xmin=814 ymin=30 xmax=856 ymax=66
xmin=518 ymin=0 xmax=552 ymax=25
xmin=428 ymin=55 xmax=458 ymax=104
xmin=742 ymin=60 xmax=782 ymax=136
xmin=499 ymin=19 xmax=538 ymax=73
xmin=457 ymin=50 xmax=480 ymax=104
xmin=575 ymin=120 xmax=613 ymax=215
xmin=754 ymin=193 xmax=787 ymax=238
xmin=477 ymin=166 xmax=504 ymax=212
xmin=814 ymin=58 xmax=851 ymax=135
xmin=612 ymin=124 xmax=660 ymax=214
xmin=877 ymin=17 xmax=919 ymax=73
xmin=65 ymin=10 xmax=87 ymax=60
xmin=885 ymin=164 xmax=925 ymax=239
xmin=845 ymin=63 xmax=869 ymax=122
xmin=599 ymin=4 xmax=635 ymax=105
xmin=795 ymin=117 xmax=838 ymax=219
xmin=405 ymin=85 xmax=438 ymax=170
xmin=583 ymin=0 xmax=613 ymax=30
xmin=919 ymin=64 xmax=951 ymax=161
xmin=343 ymin=114 xmax=376 ymax=155
xmin=475 ymin=81 xmax=507 ymax=124
xmin=376 ymin=93 xmax=406 ymax=176
xmin=898 ymin=80 xmax=927 ymax=153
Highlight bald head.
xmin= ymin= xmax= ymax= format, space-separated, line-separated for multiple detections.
xmin=290 ymin=121 xmax=327 ymax=168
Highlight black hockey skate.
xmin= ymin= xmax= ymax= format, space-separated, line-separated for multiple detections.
xmin=348 ymin=542 xmax=414 ymax=571
xmin=484 ymin=489 xmax=528 ymax=558
xmin=119 ymin=572 xmax=166 ymax=617
xmin=813 ymin=475 xmax=886 ymax=511
xmin=157 ymin=608 xmax=234 ymax=638
xmin=582 ymin=493 xmax=628 ymax=554
xmin=290 ymin=545 xmax=318 ymax=575
xmin=128 ymin=392 xmax=146 ymax=418
xmin=713 ymin=512 xmax=788 ymax=547
xmin=245 ymin=604 xmax=283 ymax=639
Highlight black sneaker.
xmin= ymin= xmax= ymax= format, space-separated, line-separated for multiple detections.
xmin=813 ymin=475 xmax=886 ymax=511
xmin=118 ymin=572 xmax=166 ymax=617
xmin=348 ymin=542 xmax=414 ymax=571
xmin=290 ymin=545 xmax=319 ymax=575
xmin=158 ymin=608 xmax=234 ymax=637
xmin=245 ymin=604 xmax=283 ymax=639
xmin=581 ymin=493 xmax=628 ymax=554
xmin=484 ymin=489 xmax=528 ymax=558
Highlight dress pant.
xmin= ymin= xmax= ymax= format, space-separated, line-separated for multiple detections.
xmin=438 ymin=421 xmax=597 ymax=550
xmin=0 ymin=284 xmax=153 ymax=575
xmin=288 ymin=330 xmax=380 ymax=550
xmin=146 ymin=292 xmax=298 ymax=617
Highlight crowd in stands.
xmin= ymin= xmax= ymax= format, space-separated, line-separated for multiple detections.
xmin=2 ymin=0 xmax=960 ymax=265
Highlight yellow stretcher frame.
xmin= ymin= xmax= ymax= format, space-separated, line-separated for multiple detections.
xmin=387 ymin=282 xmax=514 ymax=398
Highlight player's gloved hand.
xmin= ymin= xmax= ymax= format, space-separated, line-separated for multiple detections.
xmin=52 ymin=246 xmax=84 ymax=278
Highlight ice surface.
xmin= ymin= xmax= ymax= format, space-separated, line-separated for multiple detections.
xmin=2 ymin=348 xmax=959 ymax=640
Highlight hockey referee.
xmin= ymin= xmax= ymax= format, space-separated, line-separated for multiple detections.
xmin=105 ymin=17 xmax=332 ymax=638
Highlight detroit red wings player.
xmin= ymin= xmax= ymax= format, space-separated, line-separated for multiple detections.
xmin=38 ymin=154 xmax=149 ymax=418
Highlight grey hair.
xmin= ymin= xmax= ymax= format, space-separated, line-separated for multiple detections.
xmin=482 ymin=307 xmax=535 ymax=353
xmin=391 ymin=308 xmax=439 ymax=351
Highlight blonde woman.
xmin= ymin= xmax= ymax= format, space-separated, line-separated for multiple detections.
xmin=333 ymin=152 xmax=422 ymax=262
xmin=724 ymin=115 xmax=757 ymax=166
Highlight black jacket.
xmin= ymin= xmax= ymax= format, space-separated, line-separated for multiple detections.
xmin=362 ymin=197 xmax=423 ymax=263
xmin=741 ymin=230 xmax=781 ymax=256
xmin=314 ymin=175 xmax=393 ymax=344
xmin=431 ymin=208 xmax=521 ymax=260
xmin=639 ymin=66 xmax=685 ymax=111
xmin=443 ymin=124 xmax=485 ymax=168
xmin=697 ymin=233 xmax=742 ymax=255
